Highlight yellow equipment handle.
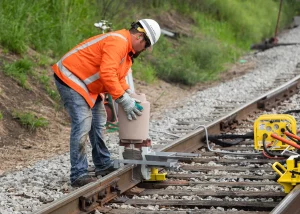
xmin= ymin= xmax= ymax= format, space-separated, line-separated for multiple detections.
xmin=272 ymin=162 xmax=287 ymax=176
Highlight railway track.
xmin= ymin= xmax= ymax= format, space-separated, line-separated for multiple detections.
xmin=33 ymin=69 xmax=300 ymax=214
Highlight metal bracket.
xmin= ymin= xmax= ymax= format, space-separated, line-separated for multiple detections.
xmin=115 ymin=151 xmax=202 ymax=168
xmin=145 ymin=151 xmax=201 ymax=161
xmin=114 ymin=159 xmax=178 ymax=168
xmin=79 ymin=178 xmax=120 ymax=212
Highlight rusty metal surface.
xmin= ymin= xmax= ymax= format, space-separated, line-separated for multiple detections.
xmin=167 ymin=173 xmax=277 ymax=180
xmin=270 ymin=184 xmax=300 ymax=214
xmin=33 ymin=166 xmax=139 ymax=214
xmin=108 ymin=210 xmax=269 ymax=214
xmin=33 ymin=75 xmax=300 ymax=214
xmin=139 ymin=189 xmax=286 ymax=197
xmin=124 ymin=198 xmax=279 ymax=208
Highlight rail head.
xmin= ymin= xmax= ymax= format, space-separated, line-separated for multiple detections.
xmin=270 ymin=184 xmax=300 ymax=214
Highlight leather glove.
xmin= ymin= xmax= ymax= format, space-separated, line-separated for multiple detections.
xmin=116 ymin=93 xmax=142 ymax=120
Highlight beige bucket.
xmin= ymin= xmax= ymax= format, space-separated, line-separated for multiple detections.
xmin=118 ymin=93 xmax=150 ymax=141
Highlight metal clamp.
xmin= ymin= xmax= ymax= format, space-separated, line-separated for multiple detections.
xmin=79 ymin=178 xmax=120 ymax=212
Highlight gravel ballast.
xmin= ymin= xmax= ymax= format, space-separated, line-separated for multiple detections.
xmin=1 ymin=25 xmax=300 ymax=214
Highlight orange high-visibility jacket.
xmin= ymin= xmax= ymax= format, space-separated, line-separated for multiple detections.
xmin=52 ymin=29 xmax=133 ymax=108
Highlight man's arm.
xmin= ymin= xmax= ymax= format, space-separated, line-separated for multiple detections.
xmin=99 ymin=38 xmax=127 ymax=99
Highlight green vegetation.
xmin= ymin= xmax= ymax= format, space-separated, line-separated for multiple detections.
xmin=2 ymin=55 xmax=59 ymax=99
xmin=3 ymin=58 xmax=33 ymax=89
xmin=0 ymin=0 xmax=99 ymax=56
xmin=35 ymin=70 xmax=59 ymax=101
xmin=131 ymin=59 xmax=156 ymax=83
xmin=0 ymin=0 xmax=299 ymax=86
xmin=12 ymin=110 xmax=49 ymax=131
xmin=151 ymin=36 xmax=231 ymax=85
xmin=0 ymin=111 xmax=3 ymax=120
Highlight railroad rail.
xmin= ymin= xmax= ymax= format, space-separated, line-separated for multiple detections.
xmin=33 ymin=72 xmax=300 ymax=214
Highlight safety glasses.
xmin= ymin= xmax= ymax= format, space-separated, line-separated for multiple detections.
xmin=143 ymin=34 xmax=151 ymax=49
xmin=136 ymin=26 xmax=151 ymax=49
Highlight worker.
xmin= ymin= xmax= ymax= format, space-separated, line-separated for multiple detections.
xmin=52 ymin=19 xmax=161 ymax=187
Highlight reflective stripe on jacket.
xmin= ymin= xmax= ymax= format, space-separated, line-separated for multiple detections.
xmin=52 ymin=29 xmax=133 ymax=108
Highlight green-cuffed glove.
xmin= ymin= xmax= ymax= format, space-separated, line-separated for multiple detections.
xmin=135 ymin=102 xmax=143 ymax=111
xmin=125 ymin=89 xmax=143 ymax=111
xmin=116 ymin=93 xmax=143 ymax=120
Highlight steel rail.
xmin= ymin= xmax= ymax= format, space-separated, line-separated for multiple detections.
xmin=33 ymin=74 xmax=300 ymax=214
xmin=271 ymin=184 xmax=300 ymax=214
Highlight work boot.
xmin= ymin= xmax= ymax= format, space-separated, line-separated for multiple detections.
xmin=95 ymin=160 xmax=116 ymax=177
xmin=71 ymin=175 xmax=97 ymax=188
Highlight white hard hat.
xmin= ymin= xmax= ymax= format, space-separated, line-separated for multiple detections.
xmin=138 ymin=19 xmax=161 ymax=46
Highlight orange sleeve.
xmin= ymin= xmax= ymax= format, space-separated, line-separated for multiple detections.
xmin=119 ymin=77 xmax=130 ymax=91
xmin=99 ymin=38 xmax=127 ymax=100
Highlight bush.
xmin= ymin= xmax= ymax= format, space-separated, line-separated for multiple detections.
xmin=152 ymin=37 xmax=229 ymax=85
xmin=132 ymin=57 xmax=156 ymax=83
xmin=3 ymin=58 xmax=33 ymax=89
xmin=197 ymin=0 xmax=296 ymax=45
xmin=12 ymin=111 xmax=48 ymax=131
xmin=0 ymin=0 xmax=299 ymax=86
xmin=0 ymin=0 xmax=124 ymax=57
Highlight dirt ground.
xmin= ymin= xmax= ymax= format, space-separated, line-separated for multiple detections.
xmin=0 ymin=11 xmax=256 ymax=175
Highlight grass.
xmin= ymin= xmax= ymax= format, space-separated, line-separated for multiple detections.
xmin=0 ymin=111 xmax=3 ymax=120
xmin=149 ymin=34 xmax=235 ymax=85
xmin=1 ymin=53 xmax=59 ymax=101
xmin=35 ymin=70 xmax=60 ymax=101
xmin=35 ymin=55 xmax=54 ymax=67
xmin=3 ymin=58 xmax=33 ymax=89
xmin=0 ymin=0 xmax=131 ymax=57
xmin=0 ymin=0 xmax=299 ymax=87
xmin=12 ymin=110 xmax=48 ymax=131
xmin=132 ymin=57 xmax=156 ymax=83
xmin=131 ymin=0 xmax=298 ymax=85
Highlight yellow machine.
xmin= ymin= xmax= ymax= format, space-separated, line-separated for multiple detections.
xmin=273 ymin=155 xmax=300 ymax=193
xmin=253 ymin=114 xmax=297 ymax=151
xmin=148 ymin=168 xmax=167 ymax=181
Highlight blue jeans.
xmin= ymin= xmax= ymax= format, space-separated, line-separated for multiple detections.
xmin=54 ymin=78 xmax=111 ymax=183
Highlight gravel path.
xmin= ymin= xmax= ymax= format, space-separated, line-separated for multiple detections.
xmin=1 ymin=25 xmax=300 ymax=214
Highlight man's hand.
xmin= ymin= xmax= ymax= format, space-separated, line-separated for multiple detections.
xmin=116 ymin=93 xmax=143 ymax=120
